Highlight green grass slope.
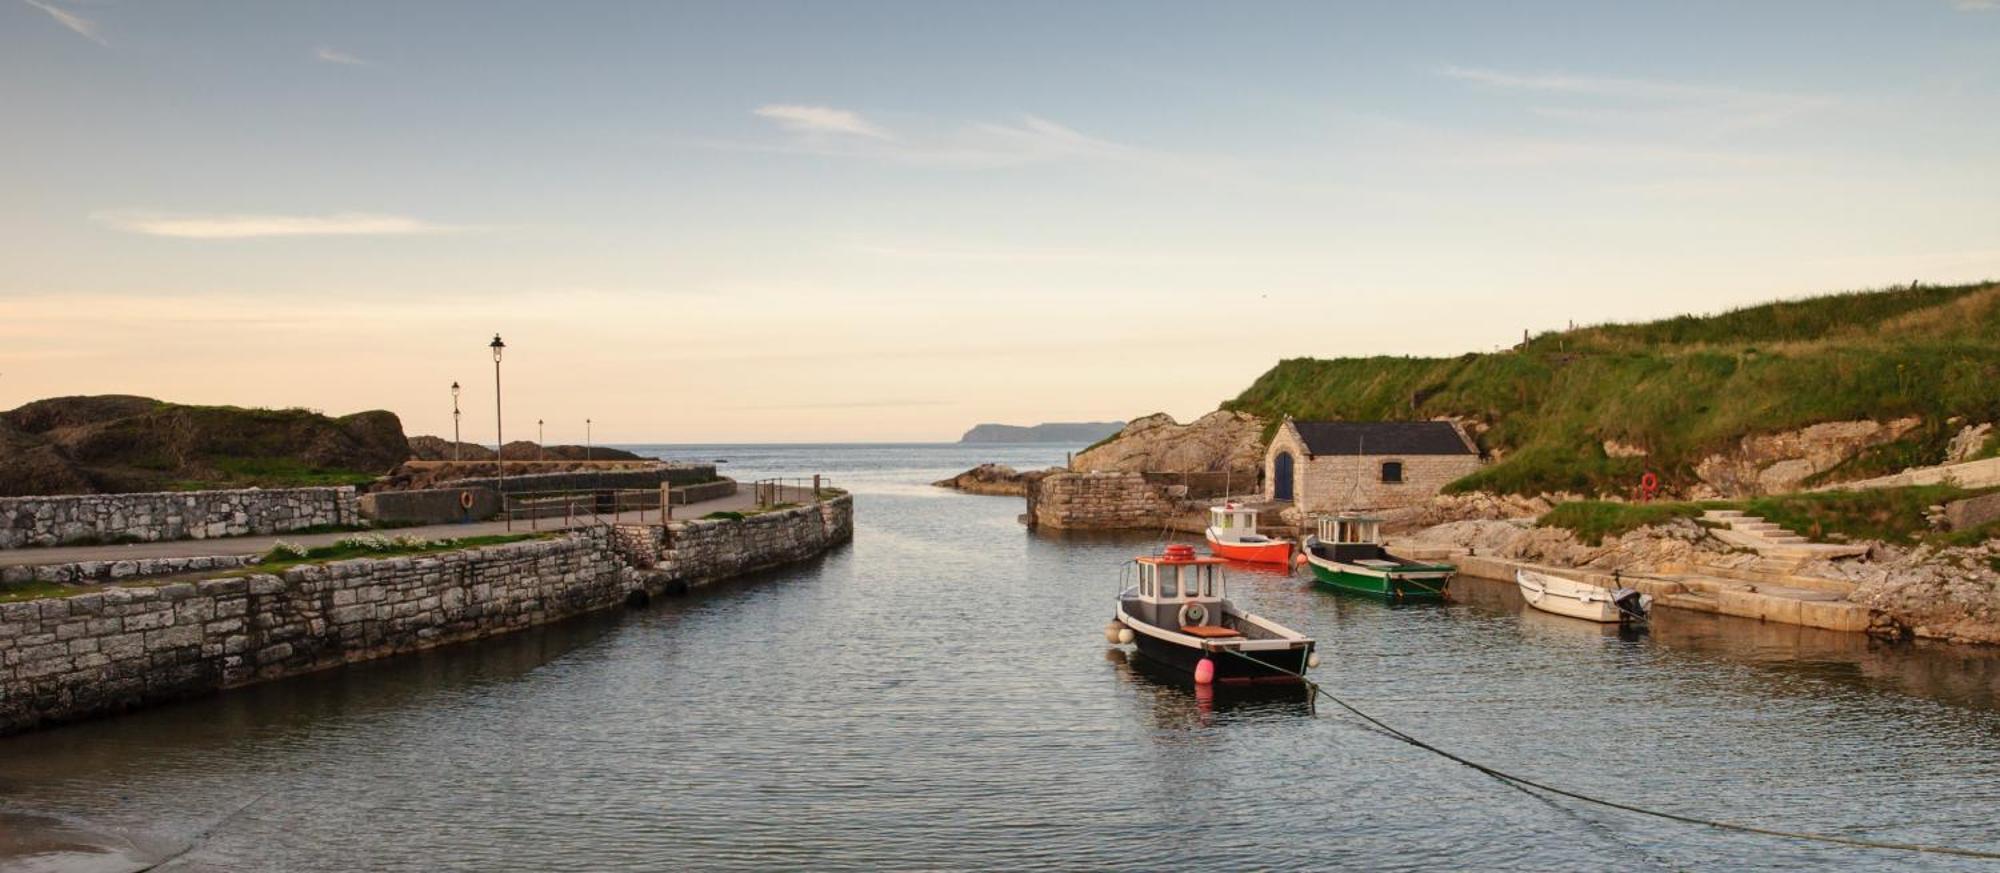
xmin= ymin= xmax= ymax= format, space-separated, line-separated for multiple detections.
xmin=1222 ymin=281 xmax=2000 ymax=496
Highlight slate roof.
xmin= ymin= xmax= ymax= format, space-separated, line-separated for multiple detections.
xmin=1289 ymin=420 xmax=1475 ymax=456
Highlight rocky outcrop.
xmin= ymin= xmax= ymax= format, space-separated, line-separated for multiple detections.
xmin=0 ymin=396 xmax=409 ymax=496
xmin=1405 ymin=518 xmax=1756 ymax=574
xmin=1691 ymin=417 xmax=1921 ymax=497
xmin=932 ymin=464 xmax=1058 ymax=497
xmin=1376 ymin=492 xmax=1557 ymax=533
xmin=1946 ymin=422 xmax=1995 ymax=464
xmin=406 ymin=436 xmax=649 ymax=463
xmin=1070 ymin=411 xmax=1265 ymax=474
xmin=1813 ymin=543 xmax=2000 ymax=646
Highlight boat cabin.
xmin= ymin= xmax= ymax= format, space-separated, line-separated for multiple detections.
xmin=1209 ymin=503 xmax=1259 ymax=535
xmin=1126 ymin=545 xmax=1229 ymax=629
xmin=1312 ymin=515 xmax=1390 ymax=562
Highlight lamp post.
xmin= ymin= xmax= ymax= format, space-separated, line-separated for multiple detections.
xmin=490 ymin=334 xmax=506 ymax=526
xmin=450 ymin=382 xmax=461 ymax=463
xmin=537 ymin=419 xmax=544 ymax=463
xmin=586 ymin=418 xmax=592 ymax=462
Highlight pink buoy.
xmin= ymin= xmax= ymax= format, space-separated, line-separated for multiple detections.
xmin=1193 ymin=657 xmax=1215 ymax=686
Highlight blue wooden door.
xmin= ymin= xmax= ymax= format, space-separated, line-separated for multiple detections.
xmin=1273 ymin=452 xmax=1294 ymax=501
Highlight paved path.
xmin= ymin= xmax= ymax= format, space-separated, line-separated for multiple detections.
xmin=0 ymin=487 xmax=807 ymax=569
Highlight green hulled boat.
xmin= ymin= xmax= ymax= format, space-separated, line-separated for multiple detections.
xmin=1303 ymin=515 xmax=1455 ymax=601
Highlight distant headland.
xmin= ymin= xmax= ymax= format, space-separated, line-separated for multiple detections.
xmin=957 ymin=421 xmax=1123 ymax=444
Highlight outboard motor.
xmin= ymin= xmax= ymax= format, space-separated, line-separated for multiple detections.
xmin=1611 ymin=588 xmax=1651 ymax=623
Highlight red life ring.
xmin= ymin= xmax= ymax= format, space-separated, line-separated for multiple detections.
xmin=459 ymin=490 xmax=475 ymax=510
xmin=1640 ymin=472 xmax=1659 ymax=492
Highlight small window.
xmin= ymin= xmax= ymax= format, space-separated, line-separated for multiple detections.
xmin=1220 ymin=514 xmax=1233 ymax=529
xmin=1160 ymin=566 xmax=1180 ymax=598
xmin=1381 ymin=461 xmax=1404 ymax=484
xmin=1202 ymin=567 xmax=1216 ymax=597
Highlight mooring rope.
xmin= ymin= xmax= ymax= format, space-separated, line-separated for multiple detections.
xmin=1214 ymin=648 xmax=2000 ymax=860
xmin=132 ymin=788 xmax=276 ymax=872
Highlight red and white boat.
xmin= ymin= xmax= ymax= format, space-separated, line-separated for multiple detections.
xmin=1204 ymin=503 xmax=1293 ymax=565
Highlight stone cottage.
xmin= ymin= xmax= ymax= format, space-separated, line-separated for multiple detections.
xmin=1263 ymin=419 xmax=1483 ymax=513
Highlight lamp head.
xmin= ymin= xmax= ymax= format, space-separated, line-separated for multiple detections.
xmin=490 ymin=334 xmax=506 ymax=362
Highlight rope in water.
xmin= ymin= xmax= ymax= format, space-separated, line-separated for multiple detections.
xmin=1214 ymin=648 xmax=2000 ymax=860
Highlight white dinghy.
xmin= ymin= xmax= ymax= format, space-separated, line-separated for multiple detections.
xmin=1515 ymin=568 xmax=1651 ymax=625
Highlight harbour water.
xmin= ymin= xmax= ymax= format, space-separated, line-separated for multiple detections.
xmin=3 ymin=443 xmax=1998 ymax=871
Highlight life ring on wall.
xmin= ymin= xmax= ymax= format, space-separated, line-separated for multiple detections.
xmin=1179 ymin=602 xmax=1209 ymax=627
xmin=1638 ymin=472 xmax=1661 ymax=502
xmin=459 ymin=490 xmax=476 ymax=510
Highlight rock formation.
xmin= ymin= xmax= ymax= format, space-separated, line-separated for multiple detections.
xmin=932 ymin=464 xmax=1058 ymax=496
xmin=1069 ymin=411 xmax=1265 ymax=474
xmin=406 ymin=436 xmax=649 ymax=463
xmin=0 ymin=396 xmax=409 ymax=496
xmin=1691 ymin=417 xmax=1921 ymax=497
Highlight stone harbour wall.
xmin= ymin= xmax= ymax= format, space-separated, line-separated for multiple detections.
xmin=1026 ymin=472 xmax=1177 ymax=530
xmin=0 ymin=487 xmax=360 ymax=550
xmin=0 ymin=495 xmax=854 ymax=735
xmin=2 ymin=554 xmax=258 ymax=588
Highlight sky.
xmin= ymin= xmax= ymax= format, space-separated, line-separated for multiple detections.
xmin=2 ymin=1 xmax=1996 ymax=443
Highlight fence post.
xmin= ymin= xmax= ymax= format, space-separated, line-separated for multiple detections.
xmin=813 ymin=474 xmax=821 ymax=503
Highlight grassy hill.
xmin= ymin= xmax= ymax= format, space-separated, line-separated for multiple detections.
xmin=1221 ymin=281 xmax=2000 ymax=496
xmin=0 ymin=396 xmax=409 ymax=496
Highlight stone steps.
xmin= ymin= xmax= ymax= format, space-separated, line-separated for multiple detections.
xmin=1699 ymin=510 xmax=1867 ymax=560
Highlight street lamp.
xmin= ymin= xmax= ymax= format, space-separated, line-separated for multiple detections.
xmin=586 ymin=418 xmax=592 ymax=462
xmin=490 ymin=334 xmax=506 ymax=516
xmin=537 ymin=419 xmax=544 ymax=463
xmin=450 ymin=381 xmax=461 ymax=463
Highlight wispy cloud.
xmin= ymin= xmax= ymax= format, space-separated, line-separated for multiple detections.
xmin=1438 ymin=65 xmax=1836 ymax=130
xmin=752 ymin=104 xmax=892 ymax=140
xmin=21 ymin=0 xmax=104 ymax=45
xmin=93 ymin=211 xmax=459 ymax=239
xmin=733 ymin=104 xmax=1225 ymax=178
xmin=313 ymin=46 xmax=368 ymax=66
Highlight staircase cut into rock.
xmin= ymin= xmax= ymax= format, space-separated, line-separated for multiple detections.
xmin=1700 ymin=510 xmax=1869 ymax=561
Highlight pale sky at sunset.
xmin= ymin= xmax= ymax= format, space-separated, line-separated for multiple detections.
xmin=3 ymin=1 xmax=1996 ymax=443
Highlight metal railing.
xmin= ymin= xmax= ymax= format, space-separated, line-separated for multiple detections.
xmin=497 ymin=475 xmax=839 ymax=531
xmin=750 ymin=476 xmax=838 ymax=509
xmin=499 ymin=487 xmax=676 ymax=530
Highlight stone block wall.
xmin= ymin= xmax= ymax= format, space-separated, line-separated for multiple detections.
xmin=0 ymin=487 xmax=360 ymax=550
xmin=438 ymin=464 xmax=718 ymax=494
xmin=358 ymin=487 xmax=502 ymax=525
xmin=1026 ymin=472 xmax=1177 ymax=530
xmin=2 ymin=555 xmax=258 ymax=588
xmin=1263 ymin=427 xmax=1481 ymax=513
xmin=621 ymin=496 xmax=854 ymax=587
xmin=0 ymin=495 xmax=855 ymax=735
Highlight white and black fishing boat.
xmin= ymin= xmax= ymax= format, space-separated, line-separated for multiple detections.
xmin=1515 ymin=567 xmax=1651 ymax=624
xmin=1109 ymin=544 xmax=1318 ymax=685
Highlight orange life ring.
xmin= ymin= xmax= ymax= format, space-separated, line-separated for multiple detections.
xmin=459 ymin=490 xmax=475 ymax=510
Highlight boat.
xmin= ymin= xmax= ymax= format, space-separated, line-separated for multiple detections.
xmin=1204 ymin=502 xmax=1293 ymax=565
xmin=1111 ymin=544 xmax=1317 ymax=685
xmin=1303 ymin=515 xmax=1455 ymax=601
xmin=1515 ymin=567 xmax=1651 ymax=624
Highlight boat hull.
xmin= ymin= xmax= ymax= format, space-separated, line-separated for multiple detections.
xmin=1305 ymin=554 xmax=1452 ymax=601
xmin=1516 ymin=568 xmax=1647 ymax=624
xmin=1129 ymin=632 xmax=1311 ymax=684
xmin=1204 ymin=530 xmax=1294 ymax=565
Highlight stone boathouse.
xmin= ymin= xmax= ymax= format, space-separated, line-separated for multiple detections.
xmin=1263 ymin=418 xmax=1483 ymax=514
